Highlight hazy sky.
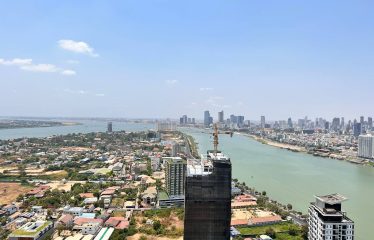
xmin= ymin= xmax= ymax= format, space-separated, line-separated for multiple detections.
xmin=0 ymin=1 xmax=373 ymax=120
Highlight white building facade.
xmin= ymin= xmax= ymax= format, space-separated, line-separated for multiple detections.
xmin=308 ymin=194 xmax=354 ymax=240
xmin=358 ymin=135 xmax=374 ymax=159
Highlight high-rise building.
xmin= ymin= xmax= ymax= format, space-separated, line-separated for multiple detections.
xmin=237 ymin=116 xmax=244 ymax=127
xmin=308 ymin=194 xmax=354 ymax=240
xmin=218 ymin=111 xmax=224 ymax=123
xmin=324 ymin=121 xmax=330 ymax=130
xmin=156 ymin=122 xmax=177 ymax=132
xmin=184 ymin=151 xmax=232 ymax=240
xmin=261 ymin=116 xmax=266 ymax=128
xmin=180 ymin=115 xmax=188 ymax=125
xmin=164 ymin=157 xmax=187 ymax=197
xmin=358 ymin=135 xmax=374 ymax=159
xmin=331 ymin=118 xmax=340 ymax=132
xmin=368 ymin=117 xmax=373 ymax=130
xmin=107 ymin=122 xmax=113 ymax=133
xmin=353 ymin=122 xmax=362 ymax=137
xmin=360 ymin=116 xmax=365 ymax=125
xmin=204 ymin=111 xmax=212 ymax=127
xmin=288 ymin=117 xmax=293 ymax=128
xmin=230 ymin=114 xmax=238 ymax=124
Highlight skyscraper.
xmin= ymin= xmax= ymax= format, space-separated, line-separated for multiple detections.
xmin=107 ymin=122 xmax=113 ymax=133
xmin=358 ymin=135 xmax=374 ymax=159
xmin=331 ymin=117 xmax=340 ymax=132
xmin=230 ymin=114 xmax=238 ymax=124
xmin=164 ymin=157 xmax=187 ymax=197
xmin=204 ymin=111 xmax=212 ymax=127
xmin=368 ymin=117 xmax=373 ymax=130
xmin=218 ymin=111 xmax=224 ymax=123
xmin=308 ymin=194 xmax=354 ymax=240
xmin=237 ymin=116 xmax=245 ymax=127
xmin=353 ymin=122 xmax=362 ymax=137
xmin=184 ymin=151 xmax=232 ymax=240
xmin=288 ymin=117 xmax=293 ymax=128
xmin=261 ymin=116 xmax=265 ymax=128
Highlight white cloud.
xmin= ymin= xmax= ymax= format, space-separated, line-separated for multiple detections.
xmin=0 ymin=57 xmax=76 ymax=76
xmin=0 ymin=58 xmax=32 ymax=66
xmin=200 ymin=87 xmax=214 ymax=91
xmin=64 ymin=89 xmax=105 ymax=97
xmin=21 ymin=64 xmax=59 ymax=73
xmin=61 ymin=70 xmax=76 ymax=76
xmin=58 ymin=39 xmax=99 ymax=57
xmin=165 ymin=79 xmax=179 ymax=85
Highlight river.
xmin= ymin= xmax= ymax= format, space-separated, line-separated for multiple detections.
xmin=181 ymin=128 xmax=373 ymax=240
xmin=0 ymin=123 xmax=372 ymax=239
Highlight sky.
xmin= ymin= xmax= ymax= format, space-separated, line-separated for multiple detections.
xmin=0 ymin=0 xmax=373 ymax=121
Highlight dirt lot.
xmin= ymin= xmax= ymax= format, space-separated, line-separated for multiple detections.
xmin=232 ymin=208 xmax=276 ymax=221
xmin=127 ymin=234 xmax=183 ymax=240
xmin=47 ymin=181 xmax=86 ymax=191
xmin=0 ymin=182 xmax=32 ymax=205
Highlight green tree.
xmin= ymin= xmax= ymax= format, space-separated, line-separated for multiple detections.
xmin=288 ymin=225 xmax=298 ymax=236
xmin=265 ymin=227 xmax=276 ymax=238
xmin=153 ymin=220 xmax=161 ymax=231
xmin=301 ymin=225 xmax=308 ymax=240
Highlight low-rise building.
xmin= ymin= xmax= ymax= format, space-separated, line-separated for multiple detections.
xmin=2 ymin=204 xmax=18 ymax=215
xmin=63 ymin=206 xmax=84 ymax=217
xmin=56 ymin=214 xmax=74 ymax=228
xmin=248 ymin=215 xmax=282 ymax=226
xmin=8 ymin=221 xmax=53 ymax=240
xmin=104 ymin=217 xmax=129 ymax=230
xmin=81 ymin=222 xmax=101 ymax=235
xmin=93 ymin=227 xmax=114 ymax=240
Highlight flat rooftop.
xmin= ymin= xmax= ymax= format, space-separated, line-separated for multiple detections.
xmin=187 ymin=158 xmax=213 ymax=176
xmin=315 ymin=193 xmax=347 ymax=205
xmin=206 ymin=150 xmax=230 ymax=161
xmin=9 ymin=221 xmax=52 ymax=237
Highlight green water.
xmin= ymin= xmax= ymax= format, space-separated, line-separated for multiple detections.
xmin=182 ymin=128 xmax=374 ymax=240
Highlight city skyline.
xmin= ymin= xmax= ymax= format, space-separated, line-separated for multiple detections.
xmin=1 ymin=1 xmax=374 ymax=119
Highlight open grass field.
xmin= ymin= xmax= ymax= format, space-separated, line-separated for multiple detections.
xmin=238 ymin=222 xmax=301 ymax=236
xmin=0 ymin=182 xmax=32 ymax=205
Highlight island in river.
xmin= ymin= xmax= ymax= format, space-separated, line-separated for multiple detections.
xmin=0 ymin=119 xmax=80 ymax=130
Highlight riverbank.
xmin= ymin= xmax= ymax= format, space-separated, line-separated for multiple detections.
xmin=241 ymin=133 xmax=305 ymax=152
xmin=238 ymin=132 xmax=368 ymax=165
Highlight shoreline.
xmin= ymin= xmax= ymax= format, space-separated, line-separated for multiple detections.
xmin=237 ymin=132 xmax=368 ymax=165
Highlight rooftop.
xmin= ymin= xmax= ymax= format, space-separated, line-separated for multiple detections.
xmin=94 ymin=227 xmax=114 ymax=240
xmin=9 ymin=221 xmax=52 ymax=237
xmin=187 ymin=158 xmax=213 ymax=176
xmin=206 ymin=150 xmax=230 ymax=161
xmin=315 ymin=193 xmax=347 ymax=204
xmin=164 ymin=157 xmax=186 ymax=164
